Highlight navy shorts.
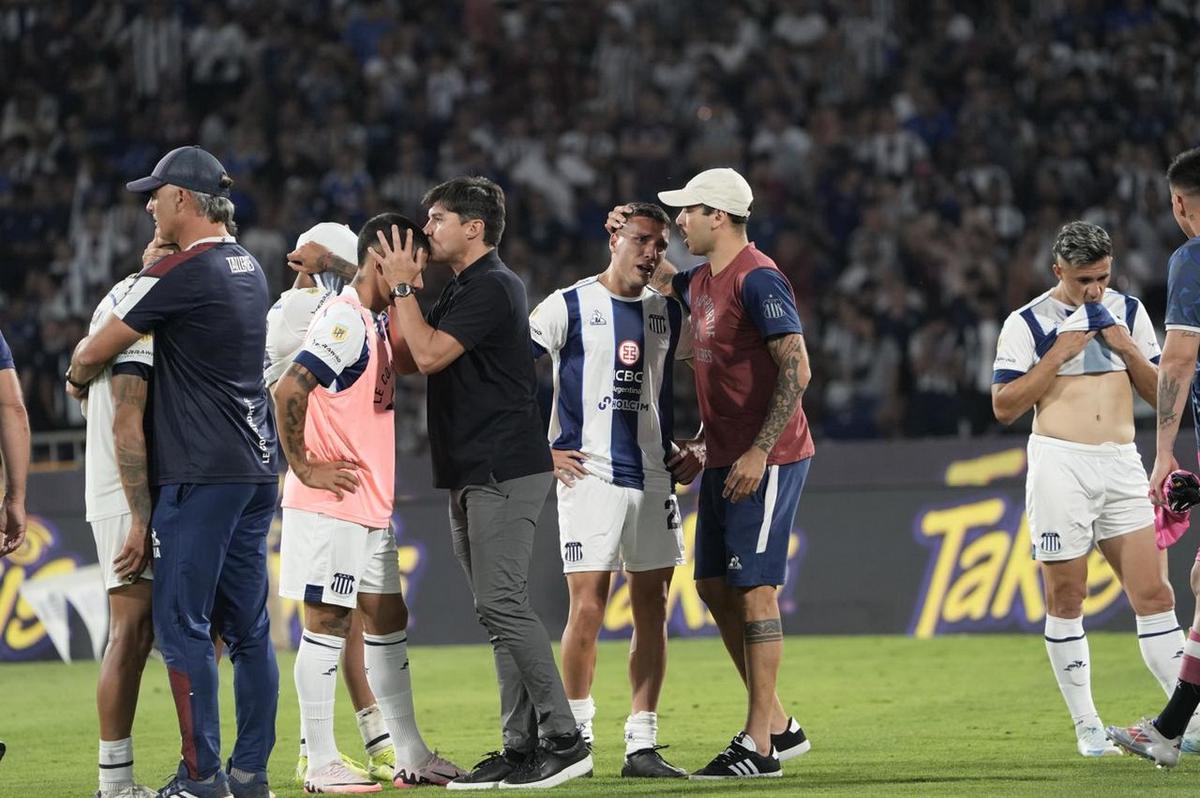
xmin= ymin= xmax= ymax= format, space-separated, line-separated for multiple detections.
xmin=694 ymin=458 xmax=810 ymax=587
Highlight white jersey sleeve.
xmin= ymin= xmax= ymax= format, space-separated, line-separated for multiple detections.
xmin=530 ymin=291 xmax=568 ymax=355
xmin=1129 ymin=297 xmax=1162 ymax=363
xmin=293 ymin=301 xmax=367 ymax=387
xmin=113 ymin=332 xmax=154 ymax=368
xmin=265 ymin=287 xmax=334 ymax=385
xmin=992 ymin=312 xmax=1035 ymax=384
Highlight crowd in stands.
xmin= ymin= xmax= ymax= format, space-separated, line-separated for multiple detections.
xmin=2 ymin=0 xmax=1197 ymax=447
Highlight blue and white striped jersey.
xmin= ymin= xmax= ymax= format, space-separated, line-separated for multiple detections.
xmin=531 ymin=277 xmax=692 ymax=491
xmin=992 ymin=288 xmax=1160 ymax=384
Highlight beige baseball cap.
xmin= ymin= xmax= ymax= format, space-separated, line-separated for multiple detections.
xmin=657 ymin=167 xmax=753 ymax=217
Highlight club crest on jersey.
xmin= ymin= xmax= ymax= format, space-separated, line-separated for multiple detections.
xmin=563 ymin=541 xmax=583 ymax=563
xmin=648 ymin=313 xmax=667 ymax=334
xmin=761 ymin=295 xmax=785 ymax=320
xmin=589 ymin=309 xmax=607 ymax=326
xmin=330 ymin=572 xmax=355 ymax=595
xmin=331 ymin=324 xmax=349 ymax=342
xmin=618 ymin=340 xmax=640 ymax=365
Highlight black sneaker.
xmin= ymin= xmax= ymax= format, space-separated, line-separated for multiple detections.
xmin=622 ymin=745 xmax=687 ymax=778
xmin=690 ymin=733 xmax=781 ymax=780
xmin=499 ymin=733 xmax=593 ymax=789
xmin=771 ymin=717 xmax=811 ymax=761
xmin=447 ymin=749 xmax=527 ymax=791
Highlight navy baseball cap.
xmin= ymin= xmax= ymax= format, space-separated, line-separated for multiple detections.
xmin=126 ymin=145 xmax=232 ymax=197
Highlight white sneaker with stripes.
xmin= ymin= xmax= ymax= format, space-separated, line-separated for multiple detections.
xmin=690 ymin=733 xmax=781 ymax=780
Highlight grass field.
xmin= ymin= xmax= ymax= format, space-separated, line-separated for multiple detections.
xmin=2 ymin=633 xmax=1198 ymax=796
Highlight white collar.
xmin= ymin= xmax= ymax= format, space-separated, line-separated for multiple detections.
xmin=186 ymin=235 xmax=236 ymax=250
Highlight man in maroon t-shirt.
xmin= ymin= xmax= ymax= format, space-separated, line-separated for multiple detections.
xmin=609 ymin=167 xmax=814 ymax=779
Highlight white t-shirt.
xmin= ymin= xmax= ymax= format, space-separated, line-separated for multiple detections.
xmin=84 ymin=275 xmax=154 ymax=522
xmin=992 ymin=288 xmax=1160 ymax=385
xmin=264 ymin=286 xmax=336 ymax=386
xmin=531 ymin=277 xmax=692 ymax=492
xmin=291 ymin=287 xmax=375 ymax=392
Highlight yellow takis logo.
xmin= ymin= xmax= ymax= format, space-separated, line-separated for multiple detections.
xmin=910 ymin=449 xmax=1124 ymax=638
xmin=0 ymin=517 xmax=80 ymax=656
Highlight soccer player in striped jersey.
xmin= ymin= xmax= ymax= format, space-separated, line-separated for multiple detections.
xmin=1108 ymin=147 xmax=1200 ymax=765
xmin=991 ymin=221 xmax=1185 ymax=758
xmin=530 ymin=201 xmax=701 ymax=778
xmin=268 ymin=222 xmax=402 ymax=786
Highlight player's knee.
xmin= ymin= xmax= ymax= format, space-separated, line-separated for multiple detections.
xmin=1044 ymin=586 xmax=1086 ymax=618
xmin=109 ymin=611 xmax=154 ymax=664
xmin=695 ymin=578 xmax=728 ymax=611
xmin=568 ymin=594 xmax=606 ymax=631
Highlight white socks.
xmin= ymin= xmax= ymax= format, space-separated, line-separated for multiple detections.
xmin=624 ymin=711 xmax=658 ymax=756
xmin=98 ymin=737 xmax=133 ymax=791
xmin=1044 ymin=615 xmax=1099 ymax=729
xmin=1136 ymin=610 xmax=1185 ymax=696
xmin=296 ymin=631 xmax=344 ymax=771
xmin=364 ymin=631 xmax=432 ymax=767
xmin=356 ymin=704 xmax=393 ymax=756
xmin=569 ymin=696 xmax=596 ymax=744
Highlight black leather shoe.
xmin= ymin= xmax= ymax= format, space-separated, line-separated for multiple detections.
xmin=621 ymin=745 xmax=687 ymax=778
xmin=447 ymin=749 xmax=526 ymax=790
xmin=499 ymin=733 xmax=593 ymax=789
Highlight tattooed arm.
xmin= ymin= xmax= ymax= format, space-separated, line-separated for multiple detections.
xmin=273 ymin=362 xmax=361 ymax=499
xmin=111 ymin=373 xmax=151 ymax=580
xmin=1149 ymin=329 xmax=1200 ymax=503
xmin=286 ymin=242 xmax=359 ymax=290
xmin=722 ymin=333 xmax=811 ymax=504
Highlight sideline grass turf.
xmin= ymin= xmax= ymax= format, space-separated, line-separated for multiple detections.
xmin=1 ymin=634 xmax=1197 ymax=796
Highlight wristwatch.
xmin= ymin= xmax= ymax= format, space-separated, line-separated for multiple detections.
xmin=389 ymin=282 xmax=414 ymax=300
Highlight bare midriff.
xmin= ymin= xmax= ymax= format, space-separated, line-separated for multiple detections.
xmin=1033 ymin=371 xmax=1135 ymax=445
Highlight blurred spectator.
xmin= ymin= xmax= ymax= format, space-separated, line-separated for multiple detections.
xmin=2 ymin=0 xmax=1195 ymax=447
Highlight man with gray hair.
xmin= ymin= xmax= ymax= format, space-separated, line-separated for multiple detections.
xmin=68 ymin=145 xmax=279 ymax=798
xmin=991 ymin=220 xmax=1184 ymax=757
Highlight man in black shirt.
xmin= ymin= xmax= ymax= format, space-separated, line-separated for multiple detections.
xmin=372 ymin=176 xmax=592 ymax=789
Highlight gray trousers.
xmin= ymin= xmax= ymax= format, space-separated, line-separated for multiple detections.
xmin=449 ymin=471 xmax=576 ymax=751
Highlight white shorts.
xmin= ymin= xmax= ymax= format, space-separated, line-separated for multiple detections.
xmin=89 ymin=513 xmax=153 ymax=590
xmin=1026 ymin=434 xmax=1155 ymax=562
xmin=279 ymin=508 xmax=402 ymax=608
xmin=556 ymin=476 xmax=685 ymax=573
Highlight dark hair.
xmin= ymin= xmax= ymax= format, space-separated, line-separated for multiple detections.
xmin=1051 ymin=220 xmax=1112 ymax=266
xmin=358 ymin=212 xmax=430 ymax=267
xmin=624 ymin=201 xmax=671 ymax=226
xmin=421 ymin=176 xmax=506 ymax=246
xmin=1167 ymin=148 xmax=1200 ymax=194
xmin=700 ymin=204 xmax=750 ymax=226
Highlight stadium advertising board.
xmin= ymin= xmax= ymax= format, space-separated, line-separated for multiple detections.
xmin=2 ymin=435 xmax=1194 ymax=661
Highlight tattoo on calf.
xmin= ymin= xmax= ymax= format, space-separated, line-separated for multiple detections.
xmin=745 ymin=618 xmax=784 ymax=644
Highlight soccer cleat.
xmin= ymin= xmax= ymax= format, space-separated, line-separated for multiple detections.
xmin=364 ymin=746 xmax=396 ymax=783
xmin=156 ymin=766 xmax=234 ymax=797
xmin=446 ymin=750 xmax=526 ymax=791
xmin=690 ymin=733 xmax=782 ymax=779
xmin=1182 ymin=727 xmax=1200 ymax=755
xmin=297 ymin=754 xmax=371 ymax=785
xmin=621 ymin=745 xmax=687 ymax=778
xmin=1076 ymin=723 xmax=1122 ymax=757
xmin=96 ymin=785 xmax=157 ymax=798
xmin=302 ymin=759 xmax=382 ymax=794
xmin=1106 ymin=719 xmax=1182 ymax=768
xmin=499 ymin=734 xmax=593 ymax=789
xmin=393 ymin=750 xmax=468 ymax=788
xmin=771 ymin=717 xmax=811 ymax=761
